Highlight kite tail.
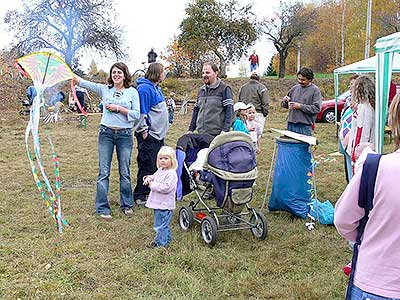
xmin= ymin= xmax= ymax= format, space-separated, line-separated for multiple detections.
xmin=71 ymin=80 xmax=88 ymax=116
xmin=47 ymin=133 xmax=68 ymax=232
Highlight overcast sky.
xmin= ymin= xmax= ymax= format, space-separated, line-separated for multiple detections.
xmin=0 ymin=0 xmax=302 ymax=77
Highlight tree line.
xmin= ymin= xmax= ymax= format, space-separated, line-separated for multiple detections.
xmin=2 ymin=0 xmax=399 ymax=78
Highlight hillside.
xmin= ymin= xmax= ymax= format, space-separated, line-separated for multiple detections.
xmin=0 ymin=76 xmax=338 ymax=113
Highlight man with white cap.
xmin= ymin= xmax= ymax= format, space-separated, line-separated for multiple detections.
xmin=238 ymin=71 xmax=269 ymax=133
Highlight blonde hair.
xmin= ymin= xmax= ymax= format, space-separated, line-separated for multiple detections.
xmin=389 ymin=93 xmax=400 ymax=150
xmin=157 ymin=146 xmax=178 ymax=170
xmin=247 ymin=103 xmax=256 ymax=112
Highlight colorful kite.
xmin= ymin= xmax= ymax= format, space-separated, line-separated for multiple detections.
xmin=16 ymin=51 xmax=82 ymax=233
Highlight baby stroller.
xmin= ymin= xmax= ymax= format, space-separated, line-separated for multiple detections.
xmin=176 ymin=131 xmax=268 ymax=246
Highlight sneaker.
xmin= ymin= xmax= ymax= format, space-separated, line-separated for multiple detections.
xmin=122 ymin=208 xmax=133 ymax=217
xmin=99 ymin=214 xmax=112 ymax=220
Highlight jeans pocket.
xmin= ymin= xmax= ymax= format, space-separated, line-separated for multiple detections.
xmin=99 ymin=126 xmax=107 ymax=134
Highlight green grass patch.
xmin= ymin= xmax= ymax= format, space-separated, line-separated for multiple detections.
xmin=0 ymin=107 xmax=386 ymax=299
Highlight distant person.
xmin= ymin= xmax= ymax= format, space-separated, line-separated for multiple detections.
xmin=74 ymin=85 xmax=90 ymax=113
xmin=188 ymin=62 xmax=234 ymax=137
xmin=338 ymin=74 xmax=359 ymax=183
xmin=248 ymin=50 xmax=259 ymax=72
xmin=281 ymin=67 xmax=322 ymax=136
xmin=26 ymin=85 xmax=37 ymax=106
xmin=238 ymin=71 xmax=269 ymax=134
xmin=334 ymin=93 xmax=400 ymax=300
xmin=166 ymin=92 xmax=176 ymax=125
xmin=48 ymin=91 xmax=66 ymax=106
xmin=350 ymin=75 xmax=375 ymax=168
xmin=74 ymin=62 xmax=141 ymax=220
xmin=147 ymin=48 xmax=157 ymax=63
xmin=144 ymin=146 xmax=178 ymax=248
xmin=246 ymin=104 xmax=262 ymax=153
xmin=134 ymin=62 xmax=169 ymax=206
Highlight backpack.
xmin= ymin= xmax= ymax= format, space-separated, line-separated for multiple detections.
xmin=345 ymin=153 xmax=382 ymax=300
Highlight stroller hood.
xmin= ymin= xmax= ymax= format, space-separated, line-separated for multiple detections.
xmin=203 ymin=131 xmax=258 ymax=180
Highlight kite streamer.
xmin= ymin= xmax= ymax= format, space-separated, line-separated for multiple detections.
xmin=71 ymin=81 xmax=87 ymax=115
xmin=17 ymin=52 xmax=74 ymax=233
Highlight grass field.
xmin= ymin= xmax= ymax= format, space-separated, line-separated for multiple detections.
xmin=0 ymin=106 xmax=370 ymax=299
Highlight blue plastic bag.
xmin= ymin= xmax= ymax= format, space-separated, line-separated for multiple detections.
xmin=269 ymin=139 xmax=312 ymax=218
xmin=308 ymin=199 xmax=334 ymax=225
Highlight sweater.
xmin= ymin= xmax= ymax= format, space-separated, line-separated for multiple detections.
xmin=145 ymin=168 xmax=178 ymax=211
xmin=334 ymin=151 xmax=400 ymax=298
xmin=135 ymin=77 xmax=168 ymax=140
xmin=284 ymin=83 xmax=322 ymax=125
xmin=79 ymin=79 xmax=140 ymax=128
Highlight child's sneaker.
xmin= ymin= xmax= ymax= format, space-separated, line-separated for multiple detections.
xmin=343 ymin=261 xmax=352 ymax=276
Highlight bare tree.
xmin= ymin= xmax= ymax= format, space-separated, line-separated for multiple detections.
xmin=262 ymin=1 xmax=316 ymax=78
xmin=4 ymin=0 xmax=126 ymax=69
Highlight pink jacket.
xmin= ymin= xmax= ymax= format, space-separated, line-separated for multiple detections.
xmin=145 ymin=168 xmax=177 ymax=210
xmin=334 ymin=151 xmax=400 ymax=298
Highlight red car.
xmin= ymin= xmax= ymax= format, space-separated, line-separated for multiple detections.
xmin=316 ymin=90 xmax=351 ymax=123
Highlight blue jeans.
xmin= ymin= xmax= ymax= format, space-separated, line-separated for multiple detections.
xmin=350 ymin=285 xmax=400 ymax=300
xmin=250 ymin=63 xmax=258 ymax=72
xmin=153 ymin=209 xmax=173 ymax=247
xmin=96 ymin=125 xmax=133 ymax=214
xmin=287 ymin=122 xmax=313 ymax=136
xmin=168 ymin=110 xmax=174 ymax=124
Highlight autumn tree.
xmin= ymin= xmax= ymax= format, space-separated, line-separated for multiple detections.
xmin=179 ymin=0 xmax=259 ymax=77
xmin=375 ymin=0 xmax=400 ymax=35
xmin=262 ymin=1 xmax=316 ymax=78
xmin=162 ymin=37 xmax=202 ymax=78
xmin=88 ymin=59 xmax=98 ymax=76
xmin=4 ymin=0 xmax=126 ymax=69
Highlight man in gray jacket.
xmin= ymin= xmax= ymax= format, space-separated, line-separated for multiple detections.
xmin=238 ymin=72 xmax=269 ymax=133
xmin=188 ymin=62 xmax=234 ymax=137
xmin=281 ymin=67 xmax=322 ymax=136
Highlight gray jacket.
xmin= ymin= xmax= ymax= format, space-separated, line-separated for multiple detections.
xmin=189 ymin=79 xmax=234 ymax=137
xmin=238 ymin=79 xmax=269 ymax=117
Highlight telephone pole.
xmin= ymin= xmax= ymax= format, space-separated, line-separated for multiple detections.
xmin=365 ymin=0 xmax=372 ymax=59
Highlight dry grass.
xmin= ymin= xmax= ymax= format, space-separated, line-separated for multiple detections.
xmin=0 ymin=105 xmax=361 ymax=300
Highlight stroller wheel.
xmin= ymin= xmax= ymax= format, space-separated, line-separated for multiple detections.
xmin=178 ymin=206 xmax=194 ymax=231
xmin=250 ymin=211 xmax=268 ymax=240
xmin=200 ymin=216 xmax=217 ymax=246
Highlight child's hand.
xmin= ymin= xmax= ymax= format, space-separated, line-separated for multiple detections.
xmin=143 ymin=176 xmax=152 ymax=186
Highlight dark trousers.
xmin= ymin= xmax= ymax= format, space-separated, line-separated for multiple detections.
xmin=133 ymin=133 xmax=164 ymax=200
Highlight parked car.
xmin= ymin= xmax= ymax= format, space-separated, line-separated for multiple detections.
xmin=316 ymin=90 xmax=351 ymax=123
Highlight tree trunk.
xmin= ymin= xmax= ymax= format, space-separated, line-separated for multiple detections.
xmin=214 ymin=50 xmax=226 ymax=78
xmin=278 ymin=51 xmax=286 ymax=78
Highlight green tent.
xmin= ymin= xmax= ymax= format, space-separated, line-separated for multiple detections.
xmin=333 ymin=32 xmax=400 ymax=153
xmin=375 ymin=32 xmax=400 ymax=153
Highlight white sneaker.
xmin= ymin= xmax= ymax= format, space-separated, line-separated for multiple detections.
xmin=99 ymin=214 xmax=112 ymax=220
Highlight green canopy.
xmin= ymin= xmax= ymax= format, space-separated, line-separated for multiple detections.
xmin=375 ymin=32 xmax=400 ymax=153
